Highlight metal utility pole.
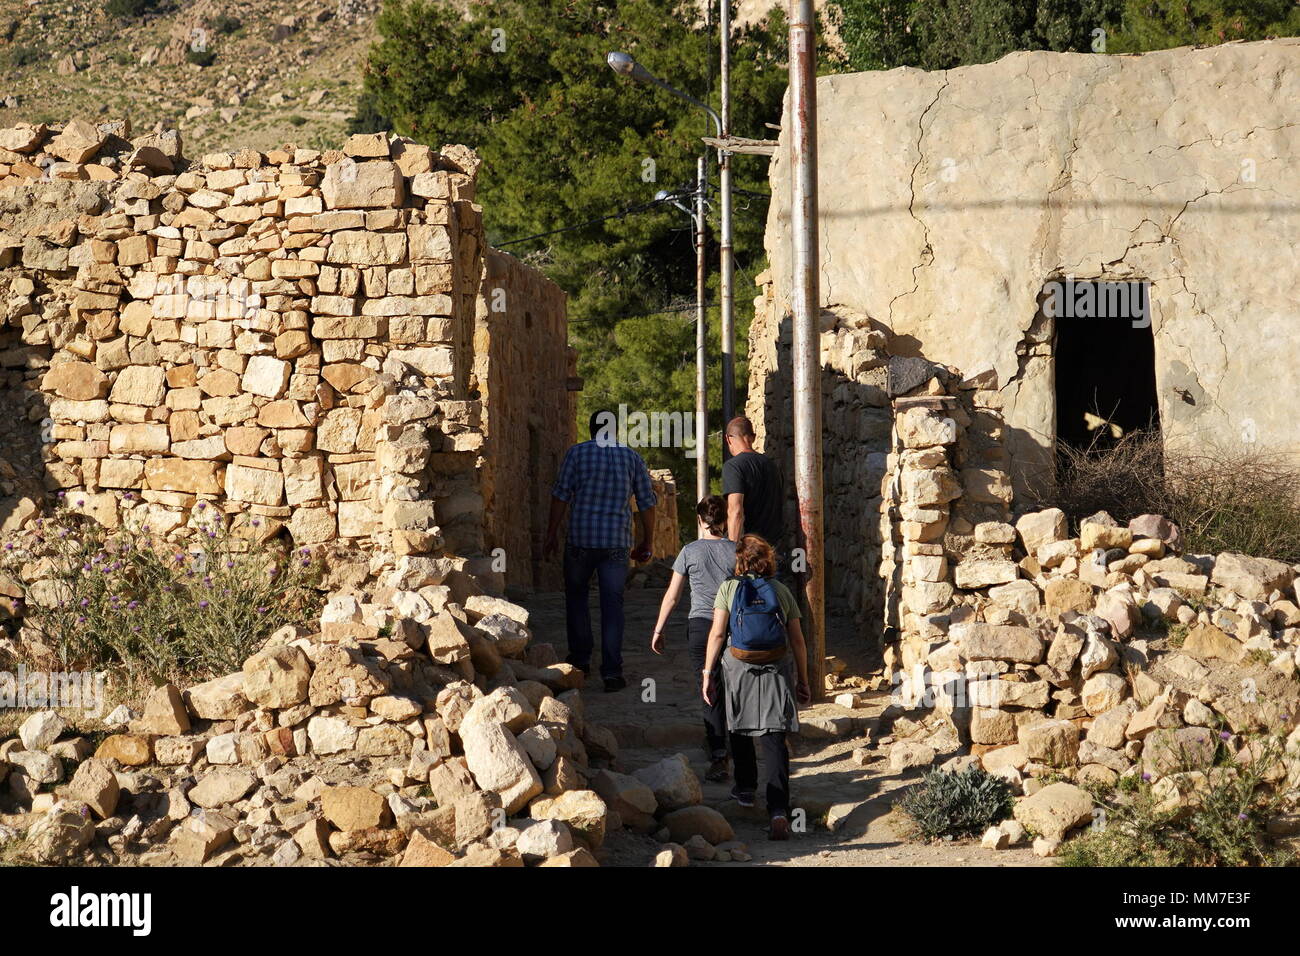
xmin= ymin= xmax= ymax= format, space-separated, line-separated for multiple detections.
xmin=789 ymin=0 xmax=825 ymax=699
xmin=719 ymin=0 xmax=736 ymax=449
xmin=693 ymin=156 xmax=709 ymax=509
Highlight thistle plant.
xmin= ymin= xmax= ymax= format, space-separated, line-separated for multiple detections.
xmin=1 ymin=496 xmax=323 ymax=683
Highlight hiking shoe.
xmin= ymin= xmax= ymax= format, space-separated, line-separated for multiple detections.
xmin=603 ymin=676 xmax=627 ymax=693
xmin=731 ymin=788 xmax=756 ymax=808
xmin=769 ymin=815 xmax=791 ymax=841
xmin=705 ymin=758 xmax=730 ymax=783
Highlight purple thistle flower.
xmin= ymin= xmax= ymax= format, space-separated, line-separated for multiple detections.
xmin=198 ymin=600 xmax=209 ymax=609
xmin=79 ymin=597 xmax=88 ymax=607
xmin=1238 ymin=812 xmax=1248 ymax=821
xmin=257 ymin=606 xmax=268 ymax=614
xmin=56 ymin=491 xmax=65 ymax=499
xmin=128 ymin=600 xmax=138 ymax=610
xmin=225 ymin=560 xmax=234 ymax=568
xmin=208 ymin=530 xmax=216 ymax=538
xmin=76 ymin=500 xmax=84 ymax=508
xmin=76 ymin=615 xmax=86 ymax=624
xmin=4 ymin=542 xmax=12 ymax=551
xmin=1141 ymin=772 xmax=1151 ymax=782
xmin=1220 ymin=731 xmax=1231 ymax=740
xmin=251 ymin=519 xmax=260 ymax=527
xmin=196 ymin=501 xmax=206 ymax=511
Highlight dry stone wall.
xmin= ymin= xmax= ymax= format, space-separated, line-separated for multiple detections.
xmin=0 ymin=121 xmax=575 ymax=593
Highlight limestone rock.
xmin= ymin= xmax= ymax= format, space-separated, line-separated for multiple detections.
xmin=631 ymin=753 xmax=702 ymax=811
xmin=1013 ymin=782 xmax=1093 ymax=841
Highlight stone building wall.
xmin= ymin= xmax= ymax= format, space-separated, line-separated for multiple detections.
xmin=758 ymin=40 xmax=1300 ymax=501
xmin=0 ymin=121 xmax=575 ymax=596
xmin=475 ymin=249 xmax=574 ymax=592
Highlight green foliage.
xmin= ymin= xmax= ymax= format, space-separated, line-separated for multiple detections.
xmin=4 ymin=43 xmax=41 ymax=69
xmin=831 ymin=0 xmax=1300 ymax=71
xmin=359 ymin=1 xmax=820 ymax=514
xmin=288 ymin=114 xmax=309 ymax=127
xmin=2 ymin=502 xmax=323 ymax=682
xmin=1061 ymin=732 xmax=1296 ymax=867
xmin=186 ymin=47 xmax=216 ymax=67
xmin=1105 ymin=0 xmax=1300 ymax=53
xmin=897 ymin=765 xmax=1015 ymax=840
xmin=208 ymin=14 xmax=243 ymax=35
xmin=104 ymin=0 xmax=164 ymax=20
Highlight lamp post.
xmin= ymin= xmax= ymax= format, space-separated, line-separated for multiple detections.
xmin=654 ymin=163 xmax=710 ymax=511
xmin=607 ymin=50 xmax=737 ymax=479
xmin=718 ymin=0 xmax=735 ymax=451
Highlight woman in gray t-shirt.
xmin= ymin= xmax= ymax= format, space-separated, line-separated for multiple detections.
xmin=651 ymin=495 xmax=735 ymax=781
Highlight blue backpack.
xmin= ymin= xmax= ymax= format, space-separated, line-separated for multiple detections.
xmin=728 ymin=576 xmax=788 ymax=652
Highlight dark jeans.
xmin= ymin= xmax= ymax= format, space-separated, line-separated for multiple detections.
xmin=563 ymin=544 xmax=629 ymax=679
xmin=687 ymin=617 xmax=727 ymax=759
xmin=731 ymin=731 xmax=790 ymax=818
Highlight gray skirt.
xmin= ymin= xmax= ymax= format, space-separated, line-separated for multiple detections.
xmin=721 ymin=649 xmax=800 ymax=737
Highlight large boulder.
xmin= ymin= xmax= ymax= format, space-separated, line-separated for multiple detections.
xmin=243 ymin=645 xmax=312 ymax=708
xmin=631 ymin=753 xmax=702 ymax=811
xmin=1013 ymin=782 xmax=1094 ymax=841
xmin=460 ymin=711 xmax=543 ymax=814
xmin=1211 ymin=552 xmax=1294 ymax=602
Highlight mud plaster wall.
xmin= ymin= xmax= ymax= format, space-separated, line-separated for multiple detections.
xmin=758 ymin=39 xmax=1300 ymax=503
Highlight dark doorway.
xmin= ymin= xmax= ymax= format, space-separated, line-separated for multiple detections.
xmin=1049 ymin=279 xmax=1160 ymax=451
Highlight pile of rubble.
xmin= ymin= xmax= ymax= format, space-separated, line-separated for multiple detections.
xmin=877 ymin=496 xmax=1300 ymax=854
xmin=0 ymin=586 xmax=757 ymax=867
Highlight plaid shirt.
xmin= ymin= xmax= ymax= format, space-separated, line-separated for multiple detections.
xmin=552 ymin=440 xmax=657 ymax=549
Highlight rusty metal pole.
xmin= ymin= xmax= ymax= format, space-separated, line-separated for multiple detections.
xmin=694 ymin=155 xmax=709 ymax=511
xmin=789 ymin=0 xmax=825 ymax=699
xmin=719 ymin=0 xmax=736 ymax=448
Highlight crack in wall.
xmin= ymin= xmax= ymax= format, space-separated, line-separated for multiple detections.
xmin=886 ymin=75 xmax=949 ymax=327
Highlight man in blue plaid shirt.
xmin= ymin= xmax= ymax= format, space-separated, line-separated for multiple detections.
xmin=545 ymin=409 xmax=657 ymax=692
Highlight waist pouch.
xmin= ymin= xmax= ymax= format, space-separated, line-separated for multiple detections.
xmin=729 ymin=645 xmax=787 ymax=664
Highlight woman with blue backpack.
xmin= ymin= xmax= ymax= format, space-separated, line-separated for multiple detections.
xmin=703 ymin=534 xmax=811 ymax=840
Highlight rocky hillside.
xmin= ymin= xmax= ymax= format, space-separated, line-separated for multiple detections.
xmin=0 ymin=0 xmax=382 ymax=157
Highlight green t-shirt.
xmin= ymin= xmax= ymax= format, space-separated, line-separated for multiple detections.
xmin=713 ymin=575 xmax=802 ymax=622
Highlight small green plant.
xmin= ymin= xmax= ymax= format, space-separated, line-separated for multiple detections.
xmin=1061 ymin=731 xmax=1296 ymax=867
xmin=287 ymin=114 xmax=308 ymax=127
xmin=2 ymin=498 xmax=323 ymax=682
xmin=208 ymin=14 xmax=242 ymax=35
xmin=104 ymin=0 xmax=162 ymax=19
xmin=186 ymin=48 xmax=216 ymax=67
xmin=897 ymin=766 xmax=1015 ymax=841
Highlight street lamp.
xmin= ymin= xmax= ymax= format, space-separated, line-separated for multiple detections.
xmin=605 ymin=52 xmax=721 ymax=135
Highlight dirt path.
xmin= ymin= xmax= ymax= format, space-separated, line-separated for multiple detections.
xmin=524 ymin=582 xmax=1052 ymax=867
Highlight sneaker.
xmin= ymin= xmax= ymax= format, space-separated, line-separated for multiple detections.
xmin=769 ymin=815 xmax=791 ymax=841
xmin=705 ymin=757 xmax=730 ymax=783
xmin=731 ymin=788 xmax=756 ymax=808
xmin=603 ymin=676 xmax=627 ymax=693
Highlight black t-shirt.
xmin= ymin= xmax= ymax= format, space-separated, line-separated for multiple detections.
xmin=722 ymin=451 xmax=784 ymax=548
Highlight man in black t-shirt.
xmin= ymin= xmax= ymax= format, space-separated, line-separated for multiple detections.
xmin=722 ymin=416 xmax=785 ymax=554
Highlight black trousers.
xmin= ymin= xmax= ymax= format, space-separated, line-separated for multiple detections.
xmin=686 ymin=617 xmax=728 ymax=759
xmin=730 ymin=731 xmax=790 ymax=818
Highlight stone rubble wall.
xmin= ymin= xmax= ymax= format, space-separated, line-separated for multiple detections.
xmin=0 ymin=120 xmax=579 ymax=595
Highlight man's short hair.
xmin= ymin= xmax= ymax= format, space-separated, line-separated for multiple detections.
xmin=589 ymin=409 xmax=617 ymax=443
xmin=725 ymin=416 xmax=755 ymax=439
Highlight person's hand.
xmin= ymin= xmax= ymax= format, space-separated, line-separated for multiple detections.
xmin=796 ymin=678 xmax=812 ymax=705
xmin=543 ymin=530 xmax=559 ymax=559
xmin=631 ymin=541 xmax=652 ymax=564
xmin=702 ymin=671 xmax=714 ymax=706
xmin=651 ymin=629 xmax=664 ymax=655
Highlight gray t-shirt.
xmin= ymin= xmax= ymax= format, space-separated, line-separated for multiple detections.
xmin=671 ymin=537 xmax=737 ymax=620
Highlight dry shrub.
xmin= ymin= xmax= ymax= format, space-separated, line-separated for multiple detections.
xmin=1045 ymin=430 xmax=1300 ymax=563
